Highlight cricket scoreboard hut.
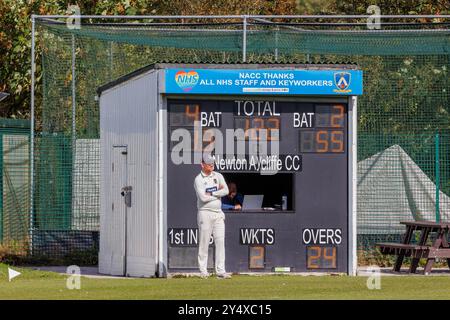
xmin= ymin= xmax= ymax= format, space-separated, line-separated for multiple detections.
xmin=164 ymin=65 xmax=362 ymax=275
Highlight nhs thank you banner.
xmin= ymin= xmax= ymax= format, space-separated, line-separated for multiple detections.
xmin=165 ymin=68 xmax=363 ymax=96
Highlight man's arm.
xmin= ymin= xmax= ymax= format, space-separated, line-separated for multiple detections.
xmin=221 ymin=203 xmax=235 ymax=210
xmin=212 ymin=174 xmax=229 ymax=198
xmin=235 ymin=193 xmax=244 ymax=206
xmin=194 ymin=178 xmax=216 ymax=203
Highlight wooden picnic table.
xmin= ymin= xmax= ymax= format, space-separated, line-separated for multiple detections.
xmin=376 ymin=221 xmax=450 ymax=275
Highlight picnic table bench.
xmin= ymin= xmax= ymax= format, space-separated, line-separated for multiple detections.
xmin=376 ymin=221 xmax=450 ymax=275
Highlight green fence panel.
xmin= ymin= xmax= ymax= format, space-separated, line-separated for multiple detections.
xmin=34 ymin=133 xmax=72 ymax=231
xmin=0 ymin=118 xmax=30 ymax=253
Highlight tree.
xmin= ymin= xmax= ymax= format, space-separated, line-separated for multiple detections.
xmin=0 ymin=0 xmax=448 ymax=119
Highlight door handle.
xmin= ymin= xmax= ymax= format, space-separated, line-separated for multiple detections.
xmin=121 ymin=186 xmax=132 ymax=208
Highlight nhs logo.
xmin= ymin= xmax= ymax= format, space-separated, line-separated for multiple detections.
xmin=174 ymin=70 xmax=200 ymax=92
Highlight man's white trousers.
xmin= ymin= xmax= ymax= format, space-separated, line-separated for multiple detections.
xmin=197 ymin=210 xmax=226 ymax=274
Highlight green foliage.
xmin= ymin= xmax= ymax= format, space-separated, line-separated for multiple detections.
xmin=358 ymin=248 xmax=397 ymax=267
xmin=0 ymin=247 xmax=98 ymax=266
xmin=0 ymin=241 xmax=28 ymax=263
xmin=61 ymin=247 xmax=98 ymax=266
xmin=296 ymin=0 xmax=331 ymax=14
xmin=328 ymin=0 xmax=449 ymax=15
xmin=0 ymin=0 xmax=449 ymax=119
xmin=0 ymin=0 xmax=298 ymax=120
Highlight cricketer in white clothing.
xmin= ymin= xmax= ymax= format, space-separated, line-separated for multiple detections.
xmin=194 ymin=154 xmax=231 ymax=279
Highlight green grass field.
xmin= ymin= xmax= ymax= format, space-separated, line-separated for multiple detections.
xmin=1 ymin=264 xmax=450 ymax=299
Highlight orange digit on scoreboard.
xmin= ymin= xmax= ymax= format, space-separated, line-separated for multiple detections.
xmin=331 ymin=104 xmax=344 ymax=128
xmin=185 ymin=104 xmax=199 ymax=121
xmin=306 ymin=246 xmax=321 ymax=269
xmin=267 ymin=118 xmax=280 ymax=141
xmin=323 ymin=247 xmax=337 ymax=268
xmin=331 ymin=130 xmax=344 ymax=152
xmin=316 ymin=131 xmax=329 ymax=153
xmin=249 ymin=246 xmax=265 ymax=269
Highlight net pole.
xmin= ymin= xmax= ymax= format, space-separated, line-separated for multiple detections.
xmin=71 ymin=35 xmax=76 ymax=140
xmin=275 ymin=26 xmax=279 ymax=61
xmin=0 ymin=128 xmax=3 ymax=241
xmin=109 ymin=41 xmax=114 ymax=80
xmin=70 ymin=34 xmax=77 ymax=232
xmin=242 ymin=15 xmax=247 ymax=62
xmin=435 ymin=132 xmax=440 ymax=222
xmin=29 ymin=15 xmax=35 ymax=255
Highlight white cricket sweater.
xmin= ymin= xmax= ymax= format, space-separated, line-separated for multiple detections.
xmin=194 ymin=171 xmax=229 ymax=212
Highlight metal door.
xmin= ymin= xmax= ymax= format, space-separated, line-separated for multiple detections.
xmin=110 ymin=145 xmax=128 ymax=275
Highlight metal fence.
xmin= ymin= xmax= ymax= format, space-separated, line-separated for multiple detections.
xmin=0 ymin=118 xmax=30 ymax=255
xmin=6 ymin=15 xmax=450 ymax=263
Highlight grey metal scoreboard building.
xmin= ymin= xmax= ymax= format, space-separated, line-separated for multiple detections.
xmin=97 ymin=64 xmax=363 ymax=277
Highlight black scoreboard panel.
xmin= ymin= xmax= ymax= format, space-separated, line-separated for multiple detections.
xmin=166 ymin=98 xmax=348 ymax=273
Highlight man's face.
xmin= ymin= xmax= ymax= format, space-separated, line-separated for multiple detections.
xmin=228 ymin=183 xmax=237 ymax=198
xmin=201 ymin=162 xmax=214 ymax=175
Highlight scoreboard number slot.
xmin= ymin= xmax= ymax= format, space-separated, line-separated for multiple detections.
xmin=299 ymin=130 xmax=345 ymax=153
xmin=169 ymin=104 xmax=200 ymax=126
xmin=306 ymin=246 xmax=337 ymax=269
xmin=234 ymin=117 xmax=280 ymax=141
xmin=314 ymin=104 xmax=345 ymax=128
xmin=249 ymin=246 xmax=265 ymax=269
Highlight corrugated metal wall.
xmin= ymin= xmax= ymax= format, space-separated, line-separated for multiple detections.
xmin=99 ymin=70 xmax=160 ymax=277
